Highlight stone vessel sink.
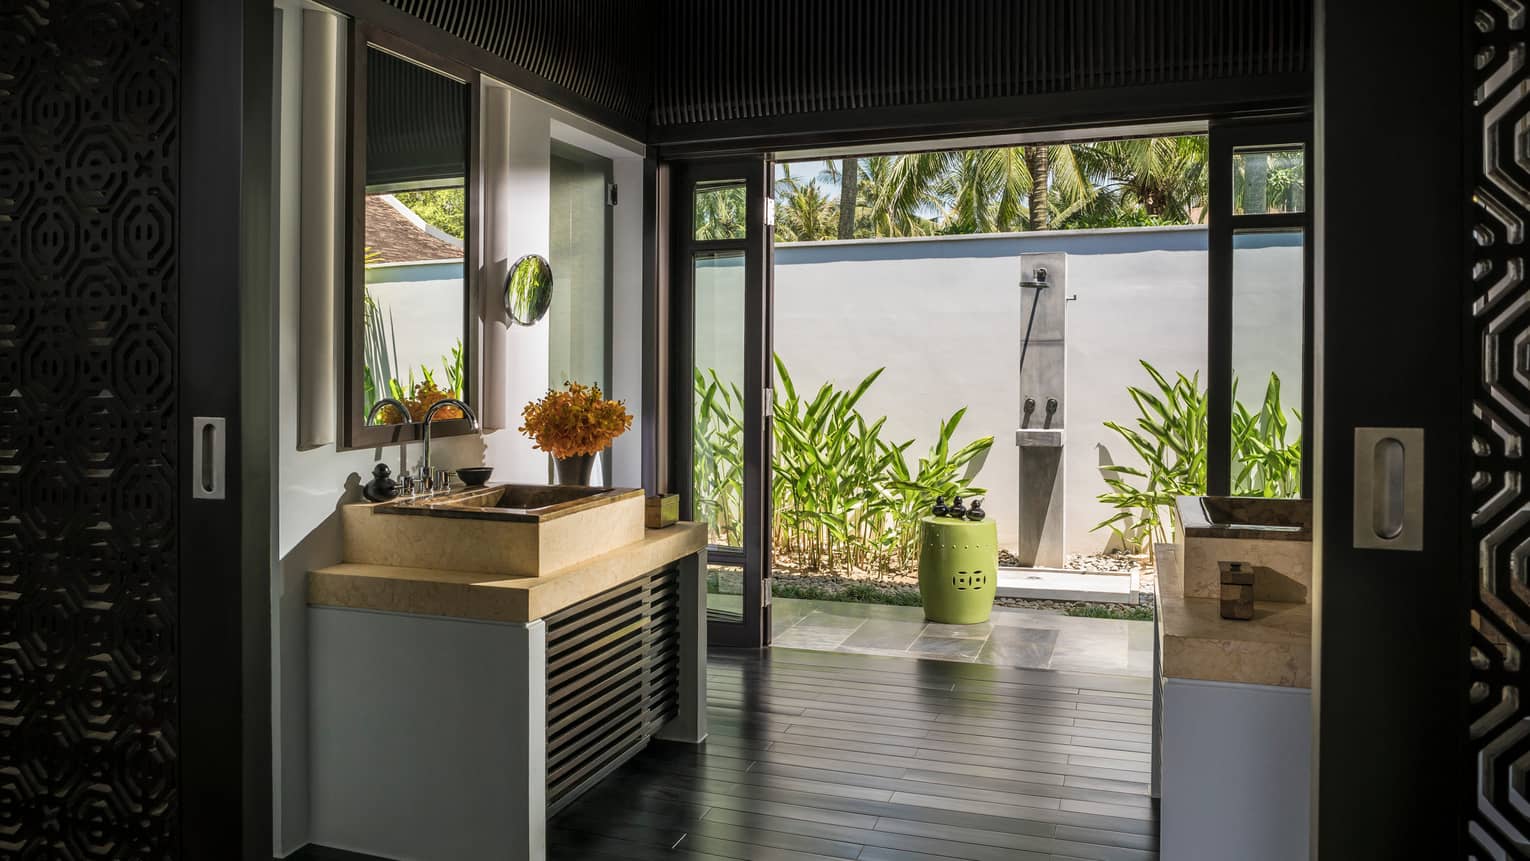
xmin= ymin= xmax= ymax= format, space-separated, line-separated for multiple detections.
xmin=342 ymin=483 xmax=645 ymax=577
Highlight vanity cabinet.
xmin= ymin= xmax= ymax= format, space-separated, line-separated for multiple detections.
xmin=306 ymin=525 xmax=707 ymax=861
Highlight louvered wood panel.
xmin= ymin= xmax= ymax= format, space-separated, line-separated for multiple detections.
xmin=544 ymin=568 xmax=681 ymax=813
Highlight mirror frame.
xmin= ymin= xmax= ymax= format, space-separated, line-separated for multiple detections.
xmin=342 ymin=22 xmax=482 ymax=450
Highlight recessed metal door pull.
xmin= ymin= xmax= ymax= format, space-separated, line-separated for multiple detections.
xmin=1352 ymin=427 xmax=1423 ymax=550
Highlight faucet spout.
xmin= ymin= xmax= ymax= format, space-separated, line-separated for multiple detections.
xmin=366 ymin=398 xmax=414 ymax=426
xmin=421 ymin=398 xmax=480 ymax=491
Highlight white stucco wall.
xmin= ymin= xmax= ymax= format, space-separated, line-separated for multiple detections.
xmin=771 ymin=228 xmax=1303 ymax=555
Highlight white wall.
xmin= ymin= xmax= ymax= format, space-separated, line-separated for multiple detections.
xmin=270 ymin=7 xmax=646 ymax=852
xmin=364 ymin=262 xmax=465 ymax=387
xmin=772 ymin=228 xmax=1303 ymax=555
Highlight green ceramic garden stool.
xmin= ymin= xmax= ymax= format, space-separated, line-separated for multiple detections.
xmin=917 ymin=516 xmax=998 ymax=624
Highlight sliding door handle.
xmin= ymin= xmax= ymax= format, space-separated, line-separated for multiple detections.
xmin=192 ymin=416 xmax=226 ymax=500
xmin=1352 ymin=427 xmax=1423 ymax=550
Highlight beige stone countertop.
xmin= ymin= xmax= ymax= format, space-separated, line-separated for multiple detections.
xmin=1157 ymin=544 xmax=1312 ymax=689
xmin=309 ymin=522 xmax=707 ymax=623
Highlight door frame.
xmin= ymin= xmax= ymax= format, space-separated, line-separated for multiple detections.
xmin=1206 ymin=117 xmax=1315 ymax=498
xmin=667 ymin=156 xmax=774 ymax=648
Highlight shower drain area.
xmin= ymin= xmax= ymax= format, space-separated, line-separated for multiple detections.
xmin=995 ymin=566 xmax=1139 ymax=604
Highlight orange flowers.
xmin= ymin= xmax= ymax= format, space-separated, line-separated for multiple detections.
xmin=519 ymin=382 xmax=633 ymax=459
xmin=375 ymin=380 xmax=462 ymax=424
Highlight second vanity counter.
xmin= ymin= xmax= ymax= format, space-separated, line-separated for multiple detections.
xmin=309 ymin=520 xmax=707 ymax=622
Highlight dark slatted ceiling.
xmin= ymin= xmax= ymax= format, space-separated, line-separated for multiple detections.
xmin=380 ymin=0 xmax=655 ymax=127
xmin=652 ymin=0 xmax=1310 ymax=128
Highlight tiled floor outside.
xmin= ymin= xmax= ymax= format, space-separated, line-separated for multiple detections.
xmin=767 ymin=597 xmax=1155 ymax=677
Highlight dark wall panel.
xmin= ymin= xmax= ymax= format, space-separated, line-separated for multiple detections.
xmin=653 ymin=0 xmax=1310 ymax=129
xmin=0 ymin=0 xmax=182 ymax=856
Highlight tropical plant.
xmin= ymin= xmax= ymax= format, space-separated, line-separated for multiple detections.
xmin=694 ymin=182 xmax=747 ymax=240
xmin=520 ymin=381 xmax=633 ymax=459
xmin=774 ymin=166 xmax=839 ymax=243
xmin=1094 ymin=362 xmax=1209 ymax=550
xmin=758 ymin=134 xmax=1211 ymax=243
xmin=1094 ymin=362 xmax=1302 ymax=552
xmin=393 ymin=188 xmax=466 ymax=239
xmin=693 ymin=369 xmax=746 ymax=547
xmin=1231 ymin=374 xmax=1303 ymax=498
xmin=693 ymin=355 xmax=994 ymax=573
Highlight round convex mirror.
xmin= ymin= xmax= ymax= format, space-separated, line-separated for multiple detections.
xmin=504 ymin=254 xmax=554 ymax=325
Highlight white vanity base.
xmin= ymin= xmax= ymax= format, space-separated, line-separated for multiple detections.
xmin=309 ymin=608 xmax=547 ymax=861
xmin=307 ymin=551 xmax=707 ymax=861
xmin=1160 ymin=677 xmax=1311 ymax=861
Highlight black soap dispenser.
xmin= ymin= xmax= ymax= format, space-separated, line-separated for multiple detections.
xmin=966 ymin=498 xmax=987 ymax=521
xmin=363 ymin=462 xmax=399 ymax=502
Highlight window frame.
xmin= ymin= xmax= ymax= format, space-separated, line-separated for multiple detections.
xmin=1207 ymin=118 xmax=1315 ymax=496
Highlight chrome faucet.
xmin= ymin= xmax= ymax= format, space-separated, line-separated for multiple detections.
xmin=366 ymin=397 xmax=414 ymax=427
xmin=420 ymin=398 xmax=479 ymax=493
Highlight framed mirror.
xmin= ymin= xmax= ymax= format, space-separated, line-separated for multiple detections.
xmin=505 ymin=254 xmax=554 ymax=325
xmin=344 ymin=27 xmax=479 ymax=448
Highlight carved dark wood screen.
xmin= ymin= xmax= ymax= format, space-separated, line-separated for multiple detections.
xmin=1470 ymin=2 xmax=1530 ymax=855
xmin=0 ymin=0 xmax=182 ymax=855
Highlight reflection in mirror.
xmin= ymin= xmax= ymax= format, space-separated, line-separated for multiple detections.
xmin=505 ymin=254 xmax=554 ymax=325
xmin=362 ymin=47 xmax=468 ymax=426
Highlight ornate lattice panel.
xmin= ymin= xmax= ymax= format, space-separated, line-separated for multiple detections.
xmin=1471 ymin=3 xmax=1530 ymax=856
xmin=0 ymin=0 xmax=181 ymax=856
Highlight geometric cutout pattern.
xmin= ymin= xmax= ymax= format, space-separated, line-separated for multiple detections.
xmin=0 ymin=0 xmax=180 ymax=855
xmin=1472 ymin=3 xmax=1530 ymax=857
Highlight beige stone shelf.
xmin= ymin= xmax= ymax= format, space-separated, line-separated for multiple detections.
xmin=309 ymin=522 xmax=707 ymax=623
xmin=1157 ymin=544 xmax=1312 ymax=689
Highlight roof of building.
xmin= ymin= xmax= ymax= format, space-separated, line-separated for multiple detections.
xmin=364 ymin=194 xmax=463 ymax=264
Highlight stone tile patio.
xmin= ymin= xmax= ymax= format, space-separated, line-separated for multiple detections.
xmin=769 ymin=597 xmax=1154 ymax=677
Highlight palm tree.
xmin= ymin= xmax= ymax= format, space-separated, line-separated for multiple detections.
xmin=836 ymin=157 xmax=858 ymax=239
xmin=1068 ymin=136 xmax=1209 ymax=224
xmin=774 ymin=167 xmax=838 ymax=243
xmin=694 ymin=182 xmax=747 ymax=240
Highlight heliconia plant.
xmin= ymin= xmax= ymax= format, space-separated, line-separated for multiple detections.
xmin=693 ymin=355 xmax=994 ymax=574
xmin=1094 ymin=360 xmax=1301 ymax=553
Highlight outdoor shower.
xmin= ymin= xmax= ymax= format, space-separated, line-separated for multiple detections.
xmin=1014 ymin=254 xmax=1067 ymax=568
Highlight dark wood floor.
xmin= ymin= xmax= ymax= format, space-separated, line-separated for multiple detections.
xmin=549 ymin=646 xmax=1158 ymax=861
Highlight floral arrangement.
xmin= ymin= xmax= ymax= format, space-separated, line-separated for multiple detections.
xmin=520 ymin=381 xmax=632 ymax=459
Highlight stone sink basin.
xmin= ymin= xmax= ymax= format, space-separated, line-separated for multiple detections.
xmin=341 ymin=483 xmax=645 ymax=577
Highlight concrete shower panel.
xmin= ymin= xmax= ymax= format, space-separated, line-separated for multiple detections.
xmin=1016 ymin=252 xmax=1067 ymax=567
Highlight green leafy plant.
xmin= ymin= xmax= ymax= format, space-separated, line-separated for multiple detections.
xmin=1094 ymin=362 xmax=1208 ymax=550
xmin=1094 ymin=362 xmax=1302 ymax=552
xmin=693 ymin=355 xmax=993 ymax=574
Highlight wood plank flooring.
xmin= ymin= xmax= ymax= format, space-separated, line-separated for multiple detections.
xmin=549 ymin=646 xmax=1158 ymax=861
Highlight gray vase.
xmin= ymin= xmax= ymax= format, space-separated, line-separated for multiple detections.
xmin=553 ymin=453 xmax=595 ymax=486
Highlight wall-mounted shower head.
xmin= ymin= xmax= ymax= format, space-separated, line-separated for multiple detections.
xmin=1019 ymin=266 xmax=1049 ymax=289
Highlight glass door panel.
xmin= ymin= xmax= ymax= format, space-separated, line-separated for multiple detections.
xmin=1231 ymin=229 xmax=1305 ymax=497
xmin=672 ymin=159 xmax=772 ymax=647
xmin=692 ymin=249 xmax=747 ymax=621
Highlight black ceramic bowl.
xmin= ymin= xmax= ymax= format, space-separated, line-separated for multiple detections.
xmin=456 ymin=467 xmax=493 ymax=487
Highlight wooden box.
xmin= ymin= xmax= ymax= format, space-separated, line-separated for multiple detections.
xmin=646 ymin=494 xmax=679 ymax=529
